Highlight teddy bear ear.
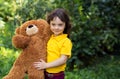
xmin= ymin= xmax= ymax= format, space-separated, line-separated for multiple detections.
xmin=15 ymin=27 xmax=20 ymax=34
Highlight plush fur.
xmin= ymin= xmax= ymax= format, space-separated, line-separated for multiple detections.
xmin=3 ymin=19 xmax=51 ymax=79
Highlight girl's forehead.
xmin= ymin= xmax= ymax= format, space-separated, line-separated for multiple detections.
xmin=53 ymin=16 xmax=60 ymax=20
xmin=51 ymin=17 xmax=65 ymax=23
xmin=53 ymin=17 xmax=63 ymax=22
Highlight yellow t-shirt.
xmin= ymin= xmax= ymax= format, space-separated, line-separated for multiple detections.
xmin=46 ymin=34 xmax=72 ymax=73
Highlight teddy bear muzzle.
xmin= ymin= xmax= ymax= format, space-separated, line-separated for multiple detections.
xmin=26 ymin=24 xmax=39 ymax=36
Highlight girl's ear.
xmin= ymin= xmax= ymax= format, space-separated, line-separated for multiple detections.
xmin=15 ymin=27 xmax=20 ymax=34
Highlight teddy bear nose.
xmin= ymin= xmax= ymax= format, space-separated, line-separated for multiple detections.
xmin=28 ymin=25 xmax=33 ymax=28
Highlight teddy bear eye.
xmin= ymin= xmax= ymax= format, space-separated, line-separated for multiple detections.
xmin=25 ymin=29 xmax=26 ymax=31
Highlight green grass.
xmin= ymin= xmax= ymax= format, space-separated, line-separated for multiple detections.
xmin=65 ymin=55 xmax=120 ymax=79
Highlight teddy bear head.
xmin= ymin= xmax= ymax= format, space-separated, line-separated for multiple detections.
xmin=15 ymin=19 xmax=51 ymax=38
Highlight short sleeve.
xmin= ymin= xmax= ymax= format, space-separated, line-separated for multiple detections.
xmin=60 ymin=39 xmax=72 ymax=58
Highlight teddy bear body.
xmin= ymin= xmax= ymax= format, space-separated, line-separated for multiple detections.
xmin=3 ymin=19 xmax=51 ymax=79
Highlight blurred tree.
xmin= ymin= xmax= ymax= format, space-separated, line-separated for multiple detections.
xmin=15 ymin=0 xmax=53 ymax=25
xmin=0 ymin=0 xmax=17 ymax=48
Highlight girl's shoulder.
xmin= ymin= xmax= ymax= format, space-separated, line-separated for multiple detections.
xmin=63 ymin=37 xmax=72 ymax=45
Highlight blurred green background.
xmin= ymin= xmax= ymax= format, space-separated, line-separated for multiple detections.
xmin=0 ymin=0 xmax=120 ymax=79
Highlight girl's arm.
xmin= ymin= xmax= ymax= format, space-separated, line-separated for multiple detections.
xmin=34 ymin=54 xmax=68 ymax=70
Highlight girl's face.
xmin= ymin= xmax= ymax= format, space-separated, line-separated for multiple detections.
xmin=50 ymin=17 xmax=65 ymax=36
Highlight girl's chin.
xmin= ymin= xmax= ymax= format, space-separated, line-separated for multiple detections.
xmin=53 ymin=33 xmax=63 ymax=36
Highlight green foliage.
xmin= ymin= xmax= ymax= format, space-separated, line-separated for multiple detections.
xmin=15 ymin=0 xmax=53 ymax=25
xmin=0 ymin=21 xmax=15 ymax=48
xmin=55 ymin=0 xmax=120 ymax=69
xmin=0 ymin=0 xmax=16 ymax=21
xmin=0 ymin=0 xmax=17 ymax=48
xmin=0 ymin=47 xmax=19 ymax=79
xmin=65 ymin=55 xmax=120 ymax=79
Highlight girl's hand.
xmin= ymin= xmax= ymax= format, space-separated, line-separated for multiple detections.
xmin=34 ymin=59 xmax=47 ymax=70
xmin=34 ymin=55 xmax=68 ymax=70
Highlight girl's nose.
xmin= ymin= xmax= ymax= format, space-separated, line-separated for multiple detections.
xmin=54 ymin=26 xmax=59 ymax=29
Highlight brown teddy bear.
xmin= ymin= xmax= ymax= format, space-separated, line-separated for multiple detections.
xmin=3 ymin=19 xmax=52 ymax=79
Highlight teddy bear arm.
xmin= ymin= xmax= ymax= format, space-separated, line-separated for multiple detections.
xmin=12 ymin=35 xmax=30 ymax=49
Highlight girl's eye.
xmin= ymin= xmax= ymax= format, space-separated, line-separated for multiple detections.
xmin=58 ymin=24 xmax=63 ymax=26
xmin=51 ymin=23 xmax=55 ymax=26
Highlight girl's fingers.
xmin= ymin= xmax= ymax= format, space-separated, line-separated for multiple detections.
xmin=34 ymin=62 xmax=41 ymax=67
xmin=34 ymin=64 xmax=40 ymax=67
xmin=33 ymin=59 xmax=46 ymax=70
xmin=34 ymin=62 xmax=40 ymax=64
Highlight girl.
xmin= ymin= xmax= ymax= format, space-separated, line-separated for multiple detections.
xmin=34 ymin=8 xmax=72 ymax=79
